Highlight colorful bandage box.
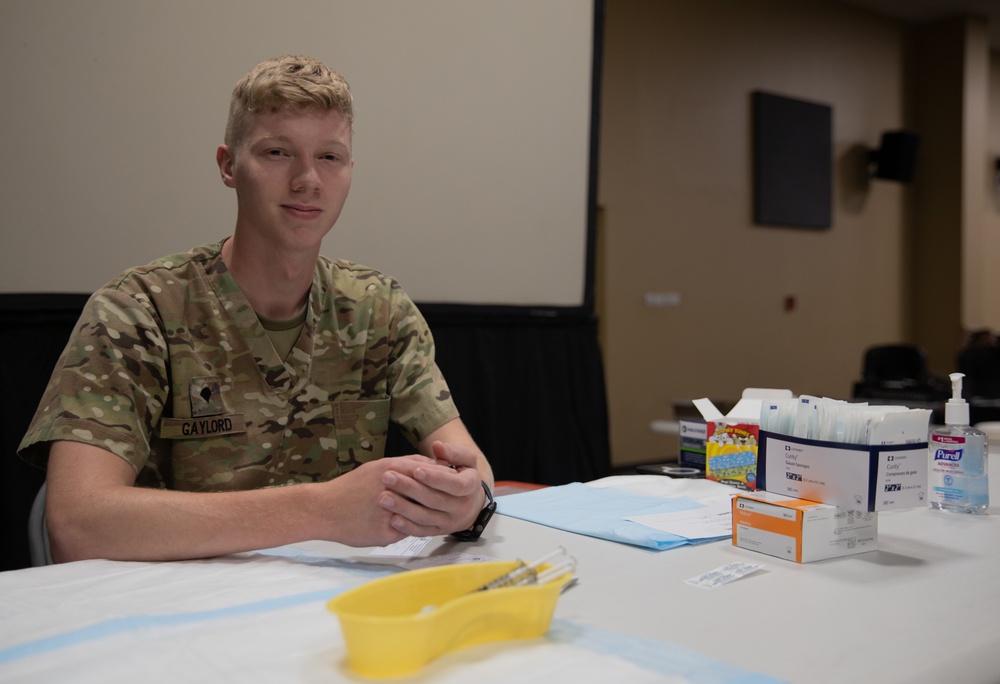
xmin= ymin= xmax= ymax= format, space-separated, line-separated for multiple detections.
xmin=678 ymin=419 xmax=707 ymax=470
xmin=693 ymin=389 xmax=793 ymax=491
xmin=757 ymin=430 xmax=929 ymax=511
xmin=732 ymin=491 xmax=878 ymax=563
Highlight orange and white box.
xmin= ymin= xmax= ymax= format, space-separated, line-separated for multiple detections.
xmin=732 ymin=491 xmax=877 ymax=563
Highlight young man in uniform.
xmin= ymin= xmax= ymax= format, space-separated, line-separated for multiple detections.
xmin=19 ymin=55 xmax=494 ymax=563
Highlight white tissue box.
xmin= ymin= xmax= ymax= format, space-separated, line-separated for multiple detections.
xmin=757 ymin=430 xmax=928 ymax=511
xmin=732 ymin=491 xmax=878 ymax=563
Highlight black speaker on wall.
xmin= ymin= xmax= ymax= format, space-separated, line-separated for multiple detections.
xmin=868 ymin=130 xmax=919 ymax=183
xmin=752 ymin=90 xmax=832 ymax=229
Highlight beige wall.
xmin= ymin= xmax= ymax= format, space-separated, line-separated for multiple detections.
xmin=597 ymin=0 xmax=999 ymax=467
xmin=909 ymin=16 xmax=993 ymax=375
xmin=988 ymin=51 xmax=1000 ymax=329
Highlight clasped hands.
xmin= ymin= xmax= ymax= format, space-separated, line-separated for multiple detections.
xmin=338 ymin=441 xmax=486 ymax=546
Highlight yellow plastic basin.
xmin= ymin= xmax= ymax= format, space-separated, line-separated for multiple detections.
xmin=327 ymin=560 xmax=571 ymax=678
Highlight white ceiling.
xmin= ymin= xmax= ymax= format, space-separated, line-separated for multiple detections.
xmin=838 ymin=0 xmax=1000 ymax=48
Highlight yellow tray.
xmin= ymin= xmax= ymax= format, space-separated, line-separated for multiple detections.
xmin=327 ymin=560 xmax=571 ymax=678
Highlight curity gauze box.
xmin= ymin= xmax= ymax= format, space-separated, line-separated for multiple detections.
xmin=756 ymin=431 xmax=928 ymax=511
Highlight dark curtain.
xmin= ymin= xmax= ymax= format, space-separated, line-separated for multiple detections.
xmin=0 ymin=293 xmax=89 ymax=571
xmin=388 ymin=307 xmax=612 ymax=486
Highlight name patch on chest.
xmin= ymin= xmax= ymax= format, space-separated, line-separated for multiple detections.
xmin=159 ymin=414 xmax=247 ymax=440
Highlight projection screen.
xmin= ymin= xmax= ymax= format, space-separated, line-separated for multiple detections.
xmin=0 ymin=0 xmax=599 ymax=309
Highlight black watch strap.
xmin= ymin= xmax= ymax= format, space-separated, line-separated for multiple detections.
xmin=451 ymin=481 xmax=496 ymax=542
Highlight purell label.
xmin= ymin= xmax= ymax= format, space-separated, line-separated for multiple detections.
xmin=933 ymin=448 xmax=963 ymax=462
xmin=932 ymin=435 xmax=965 ymax=463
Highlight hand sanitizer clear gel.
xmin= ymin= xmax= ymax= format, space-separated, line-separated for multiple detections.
xmin=928 ymin=372 xmax=989 ymax=514
xmin=928 ymin=428 xmax=989 ymax=514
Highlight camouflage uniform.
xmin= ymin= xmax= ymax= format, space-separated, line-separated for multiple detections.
xmin=19 ymin=242 xmax=458 ymax=491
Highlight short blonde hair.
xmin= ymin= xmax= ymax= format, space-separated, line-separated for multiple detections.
xmin=225 ymin=55 xmax=354 ymax=151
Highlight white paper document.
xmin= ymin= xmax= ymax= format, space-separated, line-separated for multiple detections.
xmin=369 ymin=536 xmax=433 ymax=556
xmin=625 ymin=498 xmax=732 ymax=540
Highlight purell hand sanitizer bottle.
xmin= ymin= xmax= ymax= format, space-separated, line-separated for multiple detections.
xmin=928 ymin=373 xmax=989 ymax=514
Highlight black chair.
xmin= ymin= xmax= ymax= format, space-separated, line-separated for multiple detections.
xmin=852 ymin=343 xmax=949 ymax=403
xmin=28 ymin=482 xmax=51 ymax=566
xmin=957 ymin=345 xmax=1000 ymax=399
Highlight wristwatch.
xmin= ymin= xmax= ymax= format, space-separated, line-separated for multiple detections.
xmin=451 ymin=481 xmax=497 ymax=541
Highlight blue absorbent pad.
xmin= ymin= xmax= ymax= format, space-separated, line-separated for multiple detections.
xmin=496 ymin=482 xmax=729 ymax=550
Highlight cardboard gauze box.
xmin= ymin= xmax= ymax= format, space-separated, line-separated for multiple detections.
xmin=732 ymin=490 xmax=878 ymax=563
xmin=756 ymin=430 xmax=928 ymax=511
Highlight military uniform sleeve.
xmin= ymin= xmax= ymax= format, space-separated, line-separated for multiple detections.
xmin=384 ymin=287 xmax=459 ymax=446
xmin=18 ymin=286 xmax=170 ymax=473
